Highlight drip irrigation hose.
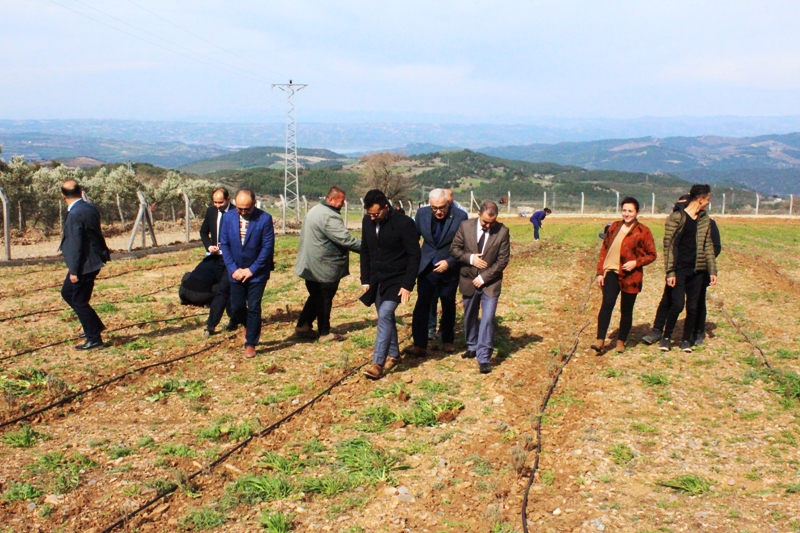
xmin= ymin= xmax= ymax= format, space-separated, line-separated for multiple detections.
xmin=709 ymin=294 xmax=771 ymax=369
xmin=98 ymin=359 xmax=370 ymax=533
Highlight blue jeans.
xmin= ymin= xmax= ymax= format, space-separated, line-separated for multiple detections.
xmin=373 ymin=289 xmax=400 ymax=365
xmin=463 ymin=290 xmax=498 ymax=364
xmin=229 ymin=279 xmax=267 ymax=347
xmin=533 ymin=224 xmax=541 ymax=240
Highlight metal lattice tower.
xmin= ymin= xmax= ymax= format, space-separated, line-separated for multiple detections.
xmin=272 ymin=81 xmax=307 ymax=229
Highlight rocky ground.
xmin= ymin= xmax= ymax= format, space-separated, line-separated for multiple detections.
xmin=0 ymin=216 xmax=798 ymax=533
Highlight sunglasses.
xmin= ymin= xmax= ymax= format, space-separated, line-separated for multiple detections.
xmin=430 ymin=205 xmax=448 ymax=212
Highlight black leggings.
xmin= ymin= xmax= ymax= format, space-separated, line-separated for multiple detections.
xmin=596 ymin=272 xmax=638 ymax=342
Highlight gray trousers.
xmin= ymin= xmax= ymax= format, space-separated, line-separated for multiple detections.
xmin=463 ymin=290 xmax=498 ymax=364
xmin=373 ymin=288 xmax=400 ymax=365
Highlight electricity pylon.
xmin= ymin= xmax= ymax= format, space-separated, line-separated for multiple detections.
xmin=272 ymin=80 xmax=307 ymax=232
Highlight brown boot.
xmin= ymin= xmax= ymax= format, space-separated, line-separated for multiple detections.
xmin=403 ymin=345 xmax=427 ymax=357
xmin=590 ymin=339 xmax=605 ymax=352
xmin=615 ymin=340 xmax=625 ymax=353
xmin=244 ymin=345 xmax=256 ymax=359
xmin=383 ymin=356 xmax=400 ymax=372
xmin=362 ymin=363 xmax=383 ymax=380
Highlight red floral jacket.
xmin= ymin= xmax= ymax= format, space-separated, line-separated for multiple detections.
xmin=595 ymin=220 xmax=657 ymax=294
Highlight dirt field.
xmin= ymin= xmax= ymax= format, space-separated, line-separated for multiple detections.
xmin=1 ymin=216 xmax=799 ymax=533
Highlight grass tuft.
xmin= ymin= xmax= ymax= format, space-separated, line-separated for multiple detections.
xmin=657 ymin=474 xmax=713 ymax=495
xmin=608 ymin=443 xmax=635 ymax=465
xmin=179 ymin=507 xmax=226 ymax=530
xmin=2 ymin=424 xmax=49 ymax=448
xmin=640 ymin=372 xmax=670 ymax=387
xmin=259 ymin=510 xmax=294 ymax=532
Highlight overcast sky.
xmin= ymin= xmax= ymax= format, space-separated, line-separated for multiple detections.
xmin=2 ymin=0 xmax=799 ymax=123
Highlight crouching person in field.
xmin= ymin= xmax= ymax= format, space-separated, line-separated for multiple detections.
xmin=219 ymin=189 xmax=274 ymax=359
xmin=360 ymin=190 xmax=420 ymax=380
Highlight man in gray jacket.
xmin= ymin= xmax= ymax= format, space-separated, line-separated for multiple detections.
xmin=294 ymin=187 xmax=361 ymax=342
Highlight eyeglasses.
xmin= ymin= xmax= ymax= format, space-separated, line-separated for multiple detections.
xmin=430 ymin=205 xmax=448 ymax=212
xmin=236 ymin=206 xmax=254 ymax=214
xmin=366 ymin=212 xmax=381 ymax=219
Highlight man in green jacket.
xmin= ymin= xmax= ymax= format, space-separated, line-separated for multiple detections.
xmin=294 ymin=187 xmax=361 ymax=342
xmin=658 ymin=184 xmax=718 ymax=353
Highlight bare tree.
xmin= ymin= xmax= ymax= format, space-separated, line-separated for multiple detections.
xmin=358 ymin=152 xmax=414 ymax=201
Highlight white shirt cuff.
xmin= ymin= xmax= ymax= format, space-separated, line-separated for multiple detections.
xmin=477 ymin=275 xmax=484 ymax=284
xmin=470 ymin=254 xmax=474 ymax=265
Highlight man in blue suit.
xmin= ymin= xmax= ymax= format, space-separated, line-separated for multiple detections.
xmin=219 ymin=189 xmax=275 ymax=358
xmin=404 ymin=188 xmax=469 ymax=357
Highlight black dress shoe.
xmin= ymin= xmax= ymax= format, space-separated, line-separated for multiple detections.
xmin=479 ymin=363 xmax=492 ymax=374
xmin=75 ymin=340 xmax=105 ymax=351
xmin=80 ymin=325 xmax=107 ymax=339
xmin=225 ymin=321 xmax=239 ymax=332
xmin=461 ymin=350 xmax=476 ymax=359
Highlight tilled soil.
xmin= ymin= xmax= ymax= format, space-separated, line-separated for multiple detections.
xmin=0 ymin=217 xmax=799 ymax=533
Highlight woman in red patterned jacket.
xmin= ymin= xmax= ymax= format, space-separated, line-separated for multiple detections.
xmin=592 ymin=197 xmax=657 ymax=354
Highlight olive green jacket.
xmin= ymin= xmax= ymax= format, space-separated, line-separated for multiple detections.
xmin=294 ymin=201 xmax=361 ymax=283
xmin=663 ymin=209 xmax=717 ymax=277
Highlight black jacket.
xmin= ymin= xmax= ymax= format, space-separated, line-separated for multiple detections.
xmin=360 ymin=209 xmax=420 ymax=306
xmin=199 ymin=204 xmax=231 ymax=251
xmin=59 ymin=200 xmax=110 ymax=276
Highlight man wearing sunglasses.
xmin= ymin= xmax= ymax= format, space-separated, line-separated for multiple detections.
xmin=404 ymin=188 xmax=468 ymax=358
xmin=219 ymin=189 xmax=275 ymax=359
xmin=359 ymin=189 xmax=420 ymax=379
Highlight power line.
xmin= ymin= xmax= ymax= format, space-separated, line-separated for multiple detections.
xmin=121 ymin=0 xmax=287 ymax=80
xmin=46 ymin=0 xmax=267 ymax=85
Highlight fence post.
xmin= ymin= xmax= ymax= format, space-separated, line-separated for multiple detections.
xmin=580 ymin=192 xmax=584 ymax=214
xmin=180 ymin=189 xmax=191 ymax=244
xmin=302 ymin=195 xmax=308 ymax=218
xmin=615 ymin=192 xmax=620 ymax=213
xmin=651 ymin=193 xmax=655 ymax=215
xmin=116 ymin=194 xmax=125 ymax=225
xmin=279 ymin=194 xmax=287 ymax=235
xmin=543 ymin=191 xmax=547 ymax=209
xmin=470 ymin=192 xmax=474 ymax=215
xmin=360 ymin=198 xmax=365 ymax=217
xmin=722 ymin=193 xmax=726 ymax=215
xmin=0 ymin=188 xmax=10 ymax=261
xmin=755 ymin=193 xmax=760 ymax=215
xmin=507 ymin=190 xmax=511 ymax=214
xmin=791 ymin=194 xmax=794 ymax=216
xmin=343 ymin=200 xmax=348 ymax=228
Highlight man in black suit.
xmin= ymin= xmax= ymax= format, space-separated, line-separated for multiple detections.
xmin=360 ymin=190 xmax=420 ymax=380
xmin=59 ymin=180 xmax=111 ymax=350
xmin=199 ymin=187 xmax=235 ymax=335
xmin=405 ymin=188 xmax=468 ymax=357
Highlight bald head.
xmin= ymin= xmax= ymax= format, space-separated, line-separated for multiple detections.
xmin=326 ymin=187 xmax=346 ymax=209
xmin=235 ymin=189 xmax=256 ymax=219
xmin=61 ymin=180 xmax=82 ymax=199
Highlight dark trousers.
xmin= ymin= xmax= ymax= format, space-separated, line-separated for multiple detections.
xmin=533 ymin=224 xmax=541 ymax=240
xmin=229 ymin=279 xmax=267 ymax=347
xmin=651 ymin=283 xmax=672 ymax=332
xmin=61 ymin=270 xmax=104 ymax=342
xmin=663 ymin=270 xmax=706 ymax=342
xmin=297 ymin=280 xmax=340 ymax=336
xmin=207 ymin=256 xmax=233 ymax=330
xmin=696 ymin=272 xmax=711 ymax=335
xmin=412 ymin=267 xmax=458 ymax=347
xmin=596 ymin=272 xmax=638 ymax=342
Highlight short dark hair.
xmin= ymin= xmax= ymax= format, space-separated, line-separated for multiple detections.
xmin=213 ymin=187 xmax=229 ymax=200
xmin=235 ymin=189 xmax=256 ymax=202
xmin=61 ymin=182 xmax=82 ymax=199
xmin=326 ymin=187 xmax=345 ymax=201
xmin=689 ymin=184 xmax=711 ymax=201
xmin=479 ymin=201 xmax=498 ymax=216
xmin=363 ymin=189 xmax=388 ymax=210
xmin=620 ymin=196 xmax=640 ymax=211
xmin=544 ymin=208 xmax=552 ymax=214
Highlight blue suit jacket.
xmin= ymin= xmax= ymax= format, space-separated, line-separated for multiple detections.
xmin=415 ymin=205 xmax=468 ymax=275
xmin=219 ymin=208 xmax=275 ymax=283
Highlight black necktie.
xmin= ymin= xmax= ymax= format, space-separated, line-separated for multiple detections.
xmin=477 ymin=230 xmax=486 ymax=253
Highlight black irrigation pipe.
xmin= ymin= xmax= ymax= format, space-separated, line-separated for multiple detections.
xmin=0 ymin=311 xmax=206 ymax=363
xmin=0 ymin=283 xmax=179 ymax=323
xmin=98 ymin=358 xmax=370 ymax=533
xmin=520 ymin=321 xmax=589 ymax=533
xmin=0 ymin=261 xmax=183 ymax=299
xmin=709 ymin=294 xmax=772 ymax=370
xmin=0 ymin=332 xmax=228 ymax=430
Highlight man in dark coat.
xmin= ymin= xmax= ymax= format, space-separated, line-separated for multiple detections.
xmin=199 ymin=187 xmax=235 ymax=335
xmin=360 ymin=189 xmax=420 ymax=380
xmin=405 ymin=188 xmax=468 ymax=357
xmin=450 ymin=201 xmax=511 ymax=374
xmin=219 ymin=189 xmax=275 ymax=359
xmin=59 ymin=180 xmax=111 ymax=350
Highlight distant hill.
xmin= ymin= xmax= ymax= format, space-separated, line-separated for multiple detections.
xmin=179 ymin=146 xmax=352 ymax=175
xmin=478 ymin=133 xmax=800 ymax=182
xmin=0 ymin=132 xmax=231 ymax=168
xmin=674 ymin=168 xmax=800 ymax=197
xmin=407 ymin=149 xmax=762 ymax=213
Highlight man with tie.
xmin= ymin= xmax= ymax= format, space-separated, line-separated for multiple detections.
xmin=450 ymin=201 xmax=511 ymax=374
xmin=360 ymin=189 xmax=420 ymax=380
xmin=199 ymin=187 xmax=236 ymax=336
xmin=219 ymin=189 xmax=275 ymax=359
xmin=404 ymin=188 xmax=468 ymax=357
xmin=59 ymin=180 xmax=111 ymax=350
